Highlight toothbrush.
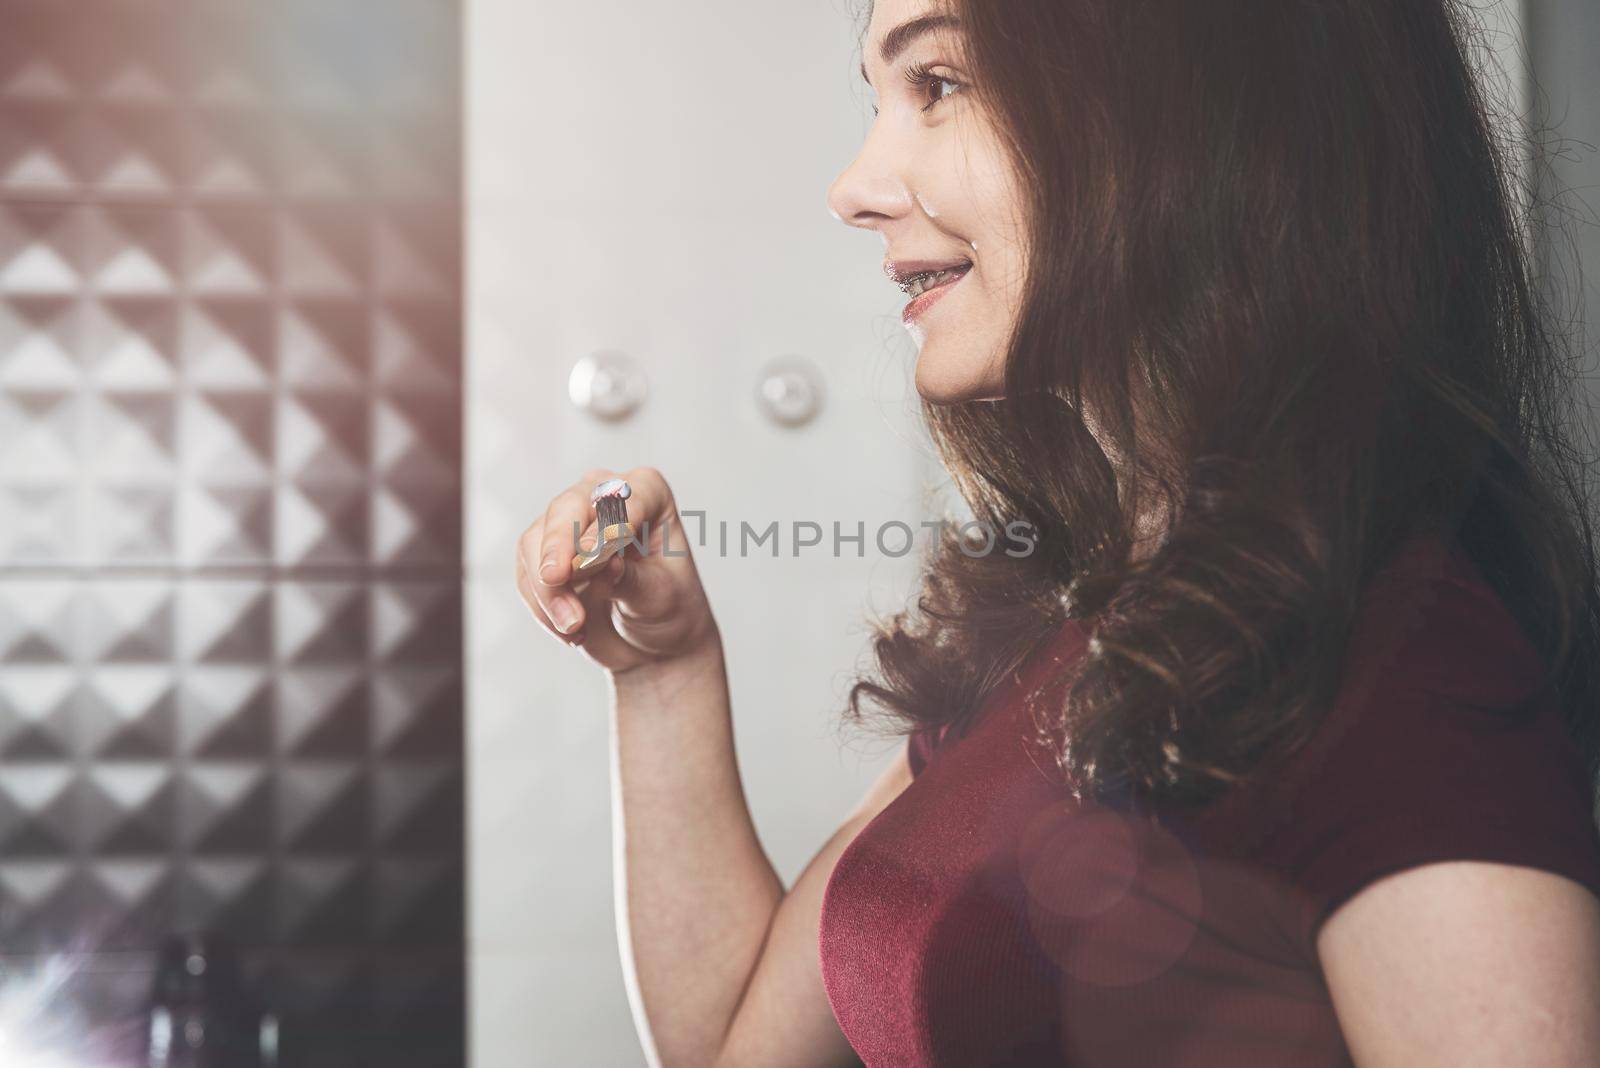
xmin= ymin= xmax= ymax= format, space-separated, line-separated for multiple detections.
xmin=571 ymin=478 xmax=634 ymax=591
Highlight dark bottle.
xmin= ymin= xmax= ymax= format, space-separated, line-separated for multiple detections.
xmin=144 ymin=932 xmax=260 ymax=1068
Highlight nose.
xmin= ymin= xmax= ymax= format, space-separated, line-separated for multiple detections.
xmin=827 ymin=135 xmax=914 ymax=231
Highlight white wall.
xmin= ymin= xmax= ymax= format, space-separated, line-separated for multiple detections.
xmin=1527 ymin=0 xmax=1600 ymax=406
xmin=465 ymin=1 xmax=938 ymax=1063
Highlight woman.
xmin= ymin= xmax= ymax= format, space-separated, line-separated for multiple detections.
xmin=514 ymin=0 xmax=1600 ymax=1063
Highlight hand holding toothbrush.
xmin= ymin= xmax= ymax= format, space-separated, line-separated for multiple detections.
xmin=515 ymin=467 xmax=721 ymax=675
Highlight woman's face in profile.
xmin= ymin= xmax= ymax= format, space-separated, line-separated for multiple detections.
xmin=828 ymin=0 xmax=1029 ymax=404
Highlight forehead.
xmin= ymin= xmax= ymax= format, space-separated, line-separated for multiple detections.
xmin=867 ymin=0 xmax=927 ymax=31
xmin=863 ymin=0 xmax=963 ymax=79
xmin=865 ymin=0 xmax=957 ymax=46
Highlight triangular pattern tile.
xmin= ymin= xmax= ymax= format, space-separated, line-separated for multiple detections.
xmin=179 ymin=297 xmax=273 ymax=387
xmin=0 ymin=0 xmax=463 ymax=1051
xmin=0 ymin=295 xmax=82 ymax=387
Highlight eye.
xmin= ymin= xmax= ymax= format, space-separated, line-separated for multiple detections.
xmin=867 ymin=63 xmax=965 ymax=118
xmin=904 ymin=61 xmax=964 ymax=113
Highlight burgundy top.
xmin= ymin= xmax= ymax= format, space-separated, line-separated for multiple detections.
xmin=819 ymin=530 xmax=1600 ymax=1066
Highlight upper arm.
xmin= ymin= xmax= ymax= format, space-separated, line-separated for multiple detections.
xmin=1317 ymin=860 xmax=1600 ymax=1066
xmin=712 ymin=740 xmax=914 ymax=1068
xmin=1259 ymin=570 xmax=1600 ymax=1061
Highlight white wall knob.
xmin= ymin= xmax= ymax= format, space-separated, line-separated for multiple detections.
xmin=569 ymin=350 xmax=647 ymax=421
xmin=756 ymin=356 xmax=824 ymax=428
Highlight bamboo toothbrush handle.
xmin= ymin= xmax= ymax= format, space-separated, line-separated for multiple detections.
xmin=570 ymin=521 xmax=634 ymax=592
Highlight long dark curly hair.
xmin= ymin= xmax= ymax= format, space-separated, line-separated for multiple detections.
xmin=842 ymin=0 xmax=1600 ymax=809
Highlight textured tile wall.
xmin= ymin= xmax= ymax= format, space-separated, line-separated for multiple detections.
xmin=0 ymin=1 xmax=463 ymax=1062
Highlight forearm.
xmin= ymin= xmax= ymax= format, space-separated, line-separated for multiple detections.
xmin=607 ymin=635 xmax=785 ymax=1068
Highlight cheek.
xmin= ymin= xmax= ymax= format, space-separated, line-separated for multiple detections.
xmin=932 ymin=139 xmax=1027 ymax=287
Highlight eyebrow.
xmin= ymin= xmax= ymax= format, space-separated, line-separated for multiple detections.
xmin=859 ymin=14 xmax=960 ymax=86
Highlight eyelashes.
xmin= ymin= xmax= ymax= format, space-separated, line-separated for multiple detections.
xmin=903 ymin=60 xmax=964 ymax=112
xmin=870 ymin=61 xmax=966 ymax=117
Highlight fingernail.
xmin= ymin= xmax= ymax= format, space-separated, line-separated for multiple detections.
xmin=550 ymin=596 xmax=579 ymax=633
xmin=539 ymin=556 xmax=561 ymax=582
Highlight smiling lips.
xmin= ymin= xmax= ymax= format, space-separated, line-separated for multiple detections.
xmin=903 ymin=265 xmax=969 ymax=299
xmin=885 ymin=257 xmax=973 ymax=291
xmin=887 ymin=258 xmax=973 ymax=324
xmin=900 ymin=268 xmax=969 ymax=324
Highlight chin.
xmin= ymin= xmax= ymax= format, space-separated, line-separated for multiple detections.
xmin=913 ymin=345 xmax=1006 ymax=404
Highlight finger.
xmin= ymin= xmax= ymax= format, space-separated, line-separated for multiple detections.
xmin=516 ymin=550 xmax=580 ymax=643
xmin=547 ymin=553 xmax=630 ymax=647
xmin=515 ymin=548 xmax=585 ymax=644
xmin=524 ymin=466 xmax=624 ymax=591
xmin=607 ymin=541 xmax=678 ymax=622
xmin=571 ymin=554 xmax=629 ymax=639
xmin=616 ymin=465 xmax=677 ymax=529
xmin=515 ymin=515 xmax=581 ymax=632
xmin=528 ymin=472 xmax=611 ymax=590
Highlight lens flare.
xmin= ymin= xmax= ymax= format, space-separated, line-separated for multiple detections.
xmin=0 ymin=952 xmax=138 ymax=1067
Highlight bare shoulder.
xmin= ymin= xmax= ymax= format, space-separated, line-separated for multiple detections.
xmin=844 ymin=736 xmax=915 ymax=825
xmin=1318 ymin=860 xmax=1600 ymax=1066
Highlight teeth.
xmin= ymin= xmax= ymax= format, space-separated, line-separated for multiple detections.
xmin=904 ymin=265 xmax=969 ymax=299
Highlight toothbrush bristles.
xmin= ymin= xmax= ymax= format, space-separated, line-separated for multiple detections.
xmin=596 ymin=493 xmax=627 ymax=530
